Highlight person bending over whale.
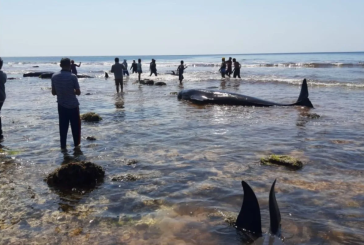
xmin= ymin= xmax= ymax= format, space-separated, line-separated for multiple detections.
xmin=177 ymin=60 xmax=188 ymax=85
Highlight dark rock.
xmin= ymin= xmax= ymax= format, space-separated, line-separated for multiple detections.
xmin=81 ymin=112 xmax=102 ymax=122
xmin=260 ymin=155 xmax=303 ymax=170
xmin=45 ymin=161 xmax=105 ymax=189
xmin=86 ymin=136 xmax=96 ymax=141
xmin=140 ymin=79 xmax=154 ymax=85
xmin=77 ymin=74 xmax=93 ymax=78
xmin=32 ymin=66 xmax=39 ymax=68
xmin=111 ymin=174 xmax=139 ymax=182
xmin=105 ymin=72 xmax=109 ymax=78
xmin=23 ymin=72 xmax=53 ymax=77
xmin=85 ymin=93 xmax=91 ymax=95
xmin=7 ymin=77 xmax=17 ymax=80
xmin=155 ymin=82 xmax=167 ymax=86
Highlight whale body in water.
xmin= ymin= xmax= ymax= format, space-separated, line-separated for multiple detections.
xmin=178 ymin=79 xmax=314 ymax=108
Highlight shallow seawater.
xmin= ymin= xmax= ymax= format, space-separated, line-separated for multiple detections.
xmin=1 ymin=57 xmax=364 ymax=244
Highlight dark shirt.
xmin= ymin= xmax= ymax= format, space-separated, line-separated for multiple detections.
xmin=150 ymin=62 xmax=156 ymax=72
xmin=221 ymin=62 xmax=226 ymax=69
xmin=71 ymin=64 xmax=78 ymax=75
xmin=178 ymin=65 xmax=185 ymax=75
xmin=226 ymin=60 xmax=232 ymax=70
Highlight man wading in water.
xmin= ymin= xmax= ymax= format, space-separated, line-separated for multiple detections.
xmin=51 ymin=58 xmax=81 ymax=150
xmin=177 ymin=60 xmax=187 ymax=85
xmin=111 ymin=58 xmax=125 ymax=93
xmin=149 ymin=59 xmax=157 ymax=76
xmin=218 ymin=57 xmax=227 ymax=78
xmin=232 ymin=58 xmax=241 ymax=78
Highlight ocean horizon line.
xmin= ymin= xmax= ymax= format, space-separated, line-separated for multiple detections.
xmin=3 ymin=51 xmax=364 ymax=58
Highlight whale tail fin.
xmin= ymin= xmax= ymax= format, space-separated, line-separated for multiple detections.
xmin=294 ymin=79 xmax=314 ymax=108
xmin=269 ymin=179 xmax=282 ymax=237
xmin=236 ymin=181 xmax=262 ymax=236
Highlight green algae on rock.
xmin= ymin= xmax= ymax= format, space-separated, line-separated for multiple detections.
xmin=81 ymin=112 xmax=102 ymax=122
xmin=45 ymin=161 xmax=105 ymax=189
xmin=260 ymin=155 xmax=303 ymax=170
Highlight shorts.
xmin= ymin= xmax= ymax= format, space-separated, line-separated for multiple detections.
xmin=221 ymin=68 xmax=226 ymax=74
xmin=115 ymin=78 xmax=123 ymax=86
xmin=179 ymin=74 xmax=184 ymax=80
xmin=137 ymin=69 xmax=142 ymax=74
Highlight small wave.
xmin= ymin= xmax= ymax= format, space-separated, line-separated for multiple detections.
xmin=251 ymin=62 xmax=364 ymax=68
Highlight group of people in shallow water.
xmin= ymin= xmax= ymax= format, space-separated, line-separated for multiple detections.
xmin=219 ymin=57 xmax=242 ymax=78
xmin=69 ymin=56 xmax=242 ymax=94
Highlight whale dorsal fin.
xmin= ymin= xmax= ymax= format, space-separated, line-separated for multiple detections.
xmin=236 ymin=181 xmax=262 ymax=235
xmin=269 ymin=179 xmax=281 ymax=237
xmin=295 ymin=79 xmax=314 ymax=108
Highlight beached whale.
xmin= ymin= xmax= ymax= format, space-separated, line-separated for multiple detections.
xmin=236 ymin=180 xmax=284 ymax=244
xmin=23 ymin=72 xmax=52 ymax=77
xmin=178 ymin=79 xmax=314 ymax=108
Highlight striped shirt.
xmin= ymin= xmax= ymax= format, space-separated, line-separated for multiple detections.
xmin=51 ymin=70 xmax=80 ymax=109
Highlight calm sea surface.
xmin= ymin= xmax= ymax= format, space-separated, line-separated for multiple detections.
xmin=0 ymin=52 xmax=364 ymax=244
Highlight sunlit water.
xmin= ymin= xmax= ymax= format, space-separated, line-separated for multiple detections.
xmin=0 ymin=53 xmax=364 ymax=244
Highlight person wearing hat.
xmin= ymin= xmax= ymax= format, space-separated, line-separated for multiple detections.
xmin=0 ymin=57 xmax=6 ymax=141
xmin=51 ymin=58 xmax=81 ymax=150
xmin=218 ymin=57 xmax=227 ymax=78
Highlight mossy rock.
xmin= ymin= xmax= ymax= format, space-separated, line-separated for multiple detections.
xmin=86 ymin=136 xmax=96 ymax=141
xmin=81 ymin=112 xmax=102 ymax=122
xmin=260 ymin=155 xmax=303 ymax=170
xmin=45 ymin=161 xmax=105 ymax=189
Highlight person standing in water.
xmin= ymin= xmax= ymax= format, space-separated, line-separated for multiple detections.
xmin=111 ymin=58 xmax=125 ymax=93
xmin=137 ymin=59 xmax=142 ymax=81
xmin=226 ymin=57 xmax=232 ymax=77
xmin=218 ymin=57 xmax=226 ymax=78
xmin=0 ymin=57 xmax=6 ymax=141
xmin=149 ymin=59 xmax=157 ymax=76
xmin=51 ymin=58 xmax=81 ymax=150
xmin=177 ymin=60 xmax=187 ymax=85
xmin=70 ymin=60 xmax=81 ymax=75
xmin=122 ymin=59 xmax=129 ymax=76
xmin=232 ymin=58 xmax=241 ymax=78
xmin=130 ymin=60 xmax=137 ymax=74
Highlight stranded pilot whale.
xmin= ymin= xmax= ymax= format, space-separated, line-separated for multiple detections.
xmin=178 ymin=79 xmax=314 ymax=108
xmin=236 ymin=180 xmax=284 ymax=244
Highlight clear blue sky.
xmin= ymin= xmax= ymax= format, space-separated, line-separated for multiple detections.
xmin=0 ymin=0 xmax=363 ymax=56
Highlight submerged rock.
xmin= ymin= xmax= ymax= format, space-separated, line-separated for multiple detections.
xmin=86 ymin=136 xmax=96 ymax=141
xmin=155 ymin=82 xmax=166 ymax=86
xmin=45 ymin=161 xmax=105 ymax=188
xmin=301 ymin=113 xmax=321 ymax=119
xmin=115 ymin=101 xmax=124 ymax=108
xmin=260 ymin=155 xmax=303 ymax=170
xmin=81 ymin=112 xmax=102 ymax=122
